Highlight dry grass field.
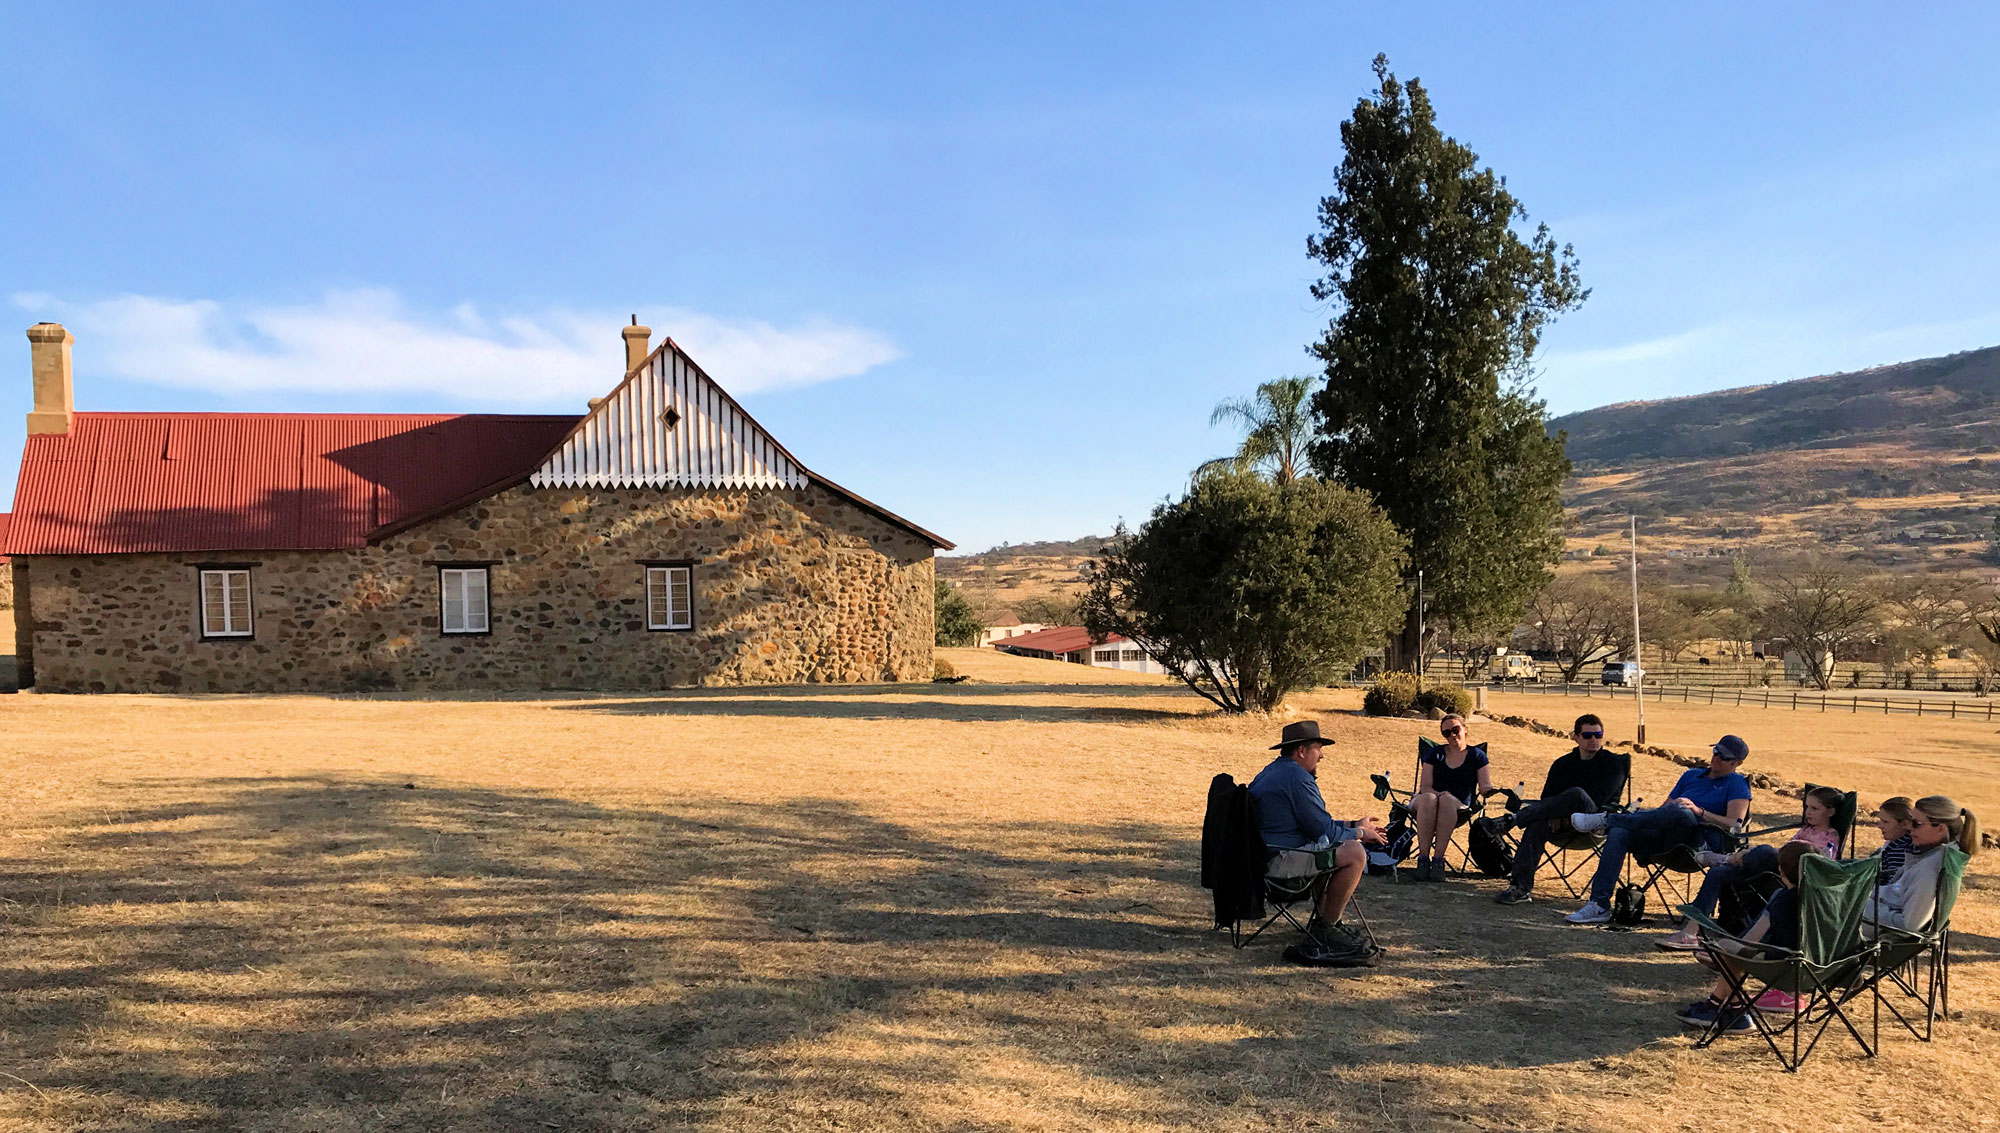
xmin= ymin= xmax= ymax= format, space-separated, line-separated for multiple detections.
xmin=2 ymin=650 xmax=1997 ymax=1131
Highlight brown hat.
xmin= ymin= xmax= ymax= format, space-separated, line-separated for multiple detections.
xmin=1271 ymin=720 xmax=1333 ymax=751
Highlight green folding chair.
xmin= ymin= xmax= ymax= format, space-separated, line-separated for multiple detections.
xmin=1680 ymin=854 xmax=1881 ymax=1072
xmin=1861 ymin=844 xmax=1968 ymax=1042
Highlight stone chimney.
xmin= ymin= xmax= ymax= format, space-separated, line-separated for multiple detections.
xmin=622 ymin=316 xmax=652 ymax=373
xmin=26 ymin=322 xmax=73 ymax=436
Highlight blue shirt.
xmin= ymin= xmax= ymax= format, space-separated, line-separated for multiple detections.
xmin=1247 ymin=755 xmax=1360 ymax=852
xmin=1667 ymin=767 xmax=1752 ymax=814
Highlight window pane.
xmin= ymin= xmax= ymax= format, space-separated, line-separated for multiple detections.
xmin=669 ymin=568 xmax=692 ymax=629
xmin=465 ymin=571 xmax=489 ymax=632
xmin=202 ymin=573 xmax=225 ymax=635
xmin=226 ymin=572 xmax=251 ymax=634
xmin=646 ymin=568 xmax=666 ymax=628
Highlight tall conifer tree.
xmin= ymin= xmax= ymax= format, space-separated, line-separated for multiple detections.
xmin=1307 ymin=56 xmax=1586 ymax=669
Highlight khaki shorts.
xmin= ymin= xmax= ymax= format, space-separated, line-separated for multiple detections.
xmin=1266 ymin=846 xmax=1342 ymax=879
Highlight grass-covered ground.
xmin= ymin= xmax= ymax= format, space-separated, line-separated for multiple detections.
xmin=0 ymin=648 xmax=1993 ymax=1130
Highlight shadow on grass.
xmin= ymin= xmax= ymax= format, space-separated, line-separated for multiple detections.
xmin=550 ymin=695 xmax=1195 ymax=725
xmin=0 ymin=776 xmax=1758 ymax=1130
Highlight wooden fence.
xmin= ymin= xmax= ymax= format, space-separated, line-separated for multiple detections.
xmin=1480 ymin=681 xmax=2000 ymax=719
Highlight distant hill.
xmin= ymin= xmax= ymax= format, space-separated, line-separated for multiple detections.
xmin=937 ymin=536 xmax=1110 ymax=617
xmin=1549 ymin=345 xmax=2000 ymax=577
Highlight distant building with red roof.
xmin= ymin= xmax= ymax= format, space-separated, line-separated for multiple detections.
xmin=990 ymin=624 xmax=1163 ymax=674
xmin=4 ymin=320 xmax=949 ymax=692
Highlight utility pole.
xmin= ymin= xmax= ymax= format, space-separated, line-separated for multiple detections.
xmin=1629 ymin=515 xmax=1646 ymax=744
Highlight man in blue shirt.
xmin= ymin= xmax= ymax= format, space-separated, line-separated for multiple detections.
xmin=1562 ymin=734 xmax=1755 ymax=925
xmin=1247 ymin=720 xmax=1387 ymax=958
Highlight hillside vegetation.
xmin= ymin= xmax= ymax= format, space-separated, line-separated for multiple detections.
xmin=1550 ymin=344 xmax=2000 ymax=576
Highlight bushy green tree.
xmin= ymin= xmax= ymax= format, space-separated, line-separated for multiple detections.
xmin=1079 ymin=473 xmax=1408 ymax=713
xmin=934 ymin=579 xmax=983 ymax=648
xmin=1306 ymin=56 xmax=1586 ymax=668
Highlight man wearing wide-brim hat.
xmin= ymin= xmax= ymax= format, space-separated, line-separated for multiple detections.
xmin=1248 ymin=720 xmax=1388 ymax=961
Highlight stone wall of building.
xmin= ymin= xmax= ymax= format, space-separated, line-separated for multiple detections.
xmin=0 ymin=562 xmax=13 ymax=610
xmin=19 ymin=484 xmax=936 ymax=693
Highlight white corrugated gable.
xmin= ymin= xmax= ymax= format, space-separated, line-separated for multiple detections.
xmin=530 ymin=344 xmax=809 ymax=490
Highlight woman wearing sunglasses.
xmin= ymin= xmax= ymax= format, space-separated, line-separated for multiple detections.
xmin=1865 ymin=795 xmax=1981 ymax=937
xmin=1411 ymin=714 xmax=1493 ymax=881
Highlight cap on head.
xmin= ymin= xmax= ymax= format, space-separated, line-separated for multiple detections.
xmin=1272 ymin=720 xmax=1333 ymax=751
xmin=1712 ymin=734 xmax=1750 ymax=762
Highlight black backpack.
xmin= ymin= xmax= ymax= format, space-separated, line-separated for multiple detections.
xmin=1466 ymin=816 xmax=1515 ymax=878
xmin=1612 ymin=882 xmax=1647 ymax=927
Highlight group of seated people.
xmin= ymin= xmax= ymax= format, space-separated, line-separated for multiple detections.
xmin=1245 ymin=715 xmax=1983 ymax=996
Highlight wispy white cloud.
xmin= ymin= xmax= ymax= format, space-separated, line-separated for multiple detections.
xmin=8 ymin=289 xmax=903 ymax=404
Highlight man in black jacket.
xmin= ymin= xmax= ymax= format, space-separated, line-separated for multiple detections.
xmin=1491 ymin=713 xmax=1629 ymax=905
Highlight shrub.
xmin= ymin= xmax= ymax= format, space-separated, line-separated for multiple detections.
xmin=933 ymin=657 xmax=958 ymax=681
xmin=1363 ymin=673 xmax=1421 ymax=716
xmin=1414 ymin=683 xmax=1475 ymax=717
xmin=1081 ymin=474 xmax=1409 ymax=713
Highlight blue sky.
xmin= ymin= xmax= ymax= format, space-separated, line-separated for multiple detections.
xmin=3 ymin=4 xmax=1997 ymax=552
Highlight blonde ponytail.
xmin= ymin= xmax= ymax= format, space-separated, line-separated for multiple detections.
xmin=1915 ymin=796 xmax=1981 ymax=857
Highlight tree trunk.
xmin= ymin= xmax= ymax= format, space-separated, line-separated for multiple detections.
xmin=1384 ymin=597 xmax=1424 ymax=673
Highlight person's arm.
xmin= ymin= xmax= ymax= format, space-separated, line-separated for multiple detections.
xmin=1416 ymin=759 xmax=1435 ymax=795
xmin=1475 ymin=763 xmax=1494 ymax=796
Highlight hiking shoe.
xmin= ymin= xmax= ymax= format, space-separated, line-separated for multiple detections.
xmin=1493 ymin=886 xmax=1533 ymax=905
xmin=1566 ymin=900 xmax=1613 ymax=925
xmin=1676 ymin=998 xmax=1753 ymax=1034
xmin=1425 ymin=858 xmax=1446 ymax=882
xmin=1569 ymin=811 xmax=1608 ymax=834
xmin=1753 ymin=989 xmax=1799 ymax=1013
xmin=1655 ymin=930 xmax=1702 ymax=951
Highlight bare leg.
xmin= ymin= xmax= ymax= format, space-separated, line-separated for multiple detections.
xmin=1413 ymin=791 xmax=1441 ymax=859
xmin=1429 ymin=800 xmax=1459 ymax=864
xmin=1318 ymin=840 xmax=1367 ymax=923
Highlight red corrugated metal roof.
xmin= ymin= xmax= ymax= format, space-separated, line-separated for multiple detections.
xmin=0 ymin=511 xmax=10 ymax=563
xmin=4 ymin=413 xmax=580 ymax=554
xmin=990 ymin=625 xmax=1127 ymax=654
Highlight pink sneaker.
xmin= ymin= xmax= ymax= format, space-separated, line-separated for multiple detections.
xmin=1753 ymin=989 xmax=1798 ymax=1013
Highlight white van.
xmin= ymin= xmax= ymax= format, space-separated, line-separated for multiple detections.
xmin=1601 ymin=661 xmax=1644 ymax=687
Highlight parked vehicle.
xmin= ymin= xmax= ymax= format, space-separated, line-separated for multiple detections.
xmin=1489 ymin=653 xmax=1542 ymax=683
xmin=1601 ymin=661 xmax=1645 ymax=687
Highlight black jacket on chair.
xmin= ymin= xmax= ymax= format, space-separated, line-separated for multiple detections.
xmin=1202 ymin=773 xmax=1268 ymax=928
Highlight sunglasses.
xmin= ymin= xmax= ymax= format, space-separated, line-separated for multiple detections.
xmin=1441 ymin=726 xmax=1462 ymax=736
xmin=1712 ymin=749 xmax=1746 ymax=762
xmin=1577 ymin=731 xmax=1603 ymax=739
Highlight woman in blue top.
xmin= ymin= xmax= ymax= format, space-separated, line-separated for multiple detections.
xmin=1412 ymin=714 xmax=1493 ymax=881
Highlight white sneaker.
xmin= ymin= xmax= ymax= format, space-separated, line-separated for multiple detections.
xmin=1569 ymin=811 xmax=1608 ymax=834
xmin=1695 ymin=850 xmax=1729 ymax=869
xmin=1567 ymin=900 xmax=1613 ymax=925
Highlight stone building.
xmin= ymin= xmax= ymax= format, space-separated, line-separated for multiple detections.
xmin=4 ymin=321 xmax=949 ymax=693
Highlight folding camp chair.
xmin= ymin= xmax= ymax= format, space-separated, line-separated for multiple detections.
xmin=1200 ymin=775 xmax=1378 ymax=951
xmin=1537 ymin=773 xmax=1634 ymax=899
xmin=1860 ymin=844 xmax=1968 ymax=1042
xmin=1681 ymin=854 xmax=1881 ymax=1072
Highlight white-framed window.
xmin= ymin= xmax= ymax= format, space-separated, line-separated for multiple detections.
xmin=1093 ymin=649 xmax=1120 ymax=663
xmin=439 ymin=567 xmax=491 ymax=635
xmin=1121 ymin=649 xmax=1144 ymax=662
xmin=198 ymin=569 xmax=253 ymax=638
xmin=646 ymin=565 xmax=694 ymax=631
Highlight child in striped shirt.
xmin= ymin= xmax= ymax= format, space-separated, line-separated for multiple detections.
xmin=1874 ymin=796 xmax=1917 ymax=884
